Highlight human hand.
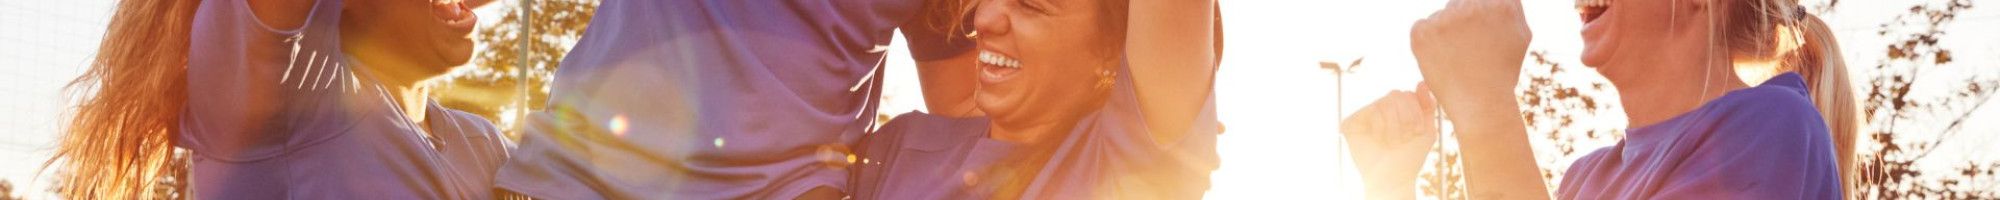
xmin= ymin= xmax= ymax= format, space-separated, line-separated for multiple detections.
xmin=1341 ymin=85 xmax=1440 ymax=200
xmin=1408 ymin=0 xmax=1532 ymax=126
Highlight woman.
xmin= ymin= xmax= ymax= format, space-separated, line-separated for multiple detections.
xmin=486 ymin=0 xmax=993 ymax=199
xmin=51 ymin=0 xmax=506 ymax=199
xmin=848 ymin=0 xmax=1224 ymax=199
xmin=1342 ymin=0 xmax=1854 ymax=199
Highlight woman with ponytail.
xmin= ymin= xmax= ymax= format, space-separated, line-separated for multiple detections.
xmin=53 ymin=0 xmax=503 ymax=199
xmin=1340 ymin=0 xmax=1856 ymax=199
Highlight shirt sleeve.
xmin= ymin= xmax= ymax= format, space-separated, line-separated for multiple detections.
xmin=179 ymin=2 xmax=357 ymax=161
xmin=491 ymin=111 xmax=613 ymax=200
xmin=1020 ymin=64 xmax=1220 ymax=199
xmin=1651 ymin=89 xmax=1843 ymax=199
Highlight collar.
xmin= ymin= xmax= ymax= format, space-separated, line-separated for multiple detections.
xmin=1758 ymin=72 xmax=1810 ymax=96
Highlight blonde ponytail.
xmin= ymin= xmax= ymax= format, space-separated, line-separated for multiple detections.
xmin=1722 ymin=0 xmax=1858 ymax=195
xmin=1783 ymin=9 xmax=1860 ymax=196
xmin=50 ymin=0 xmax=201 ymax=199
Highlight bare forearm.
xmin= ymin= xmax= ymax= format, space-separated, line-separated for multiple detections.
xmin=1362 ymin=177 xmax=1418 ymax=200
xmin=903 ymin=21 xmax=981 ymax=117
xmin=1405 ymin=0 xmax=1545 ymax=197
xmin=1442 ymin=92 xmax=1550 ymax=200
xmin=1126 ymin=0 xmax=1220 ymax=145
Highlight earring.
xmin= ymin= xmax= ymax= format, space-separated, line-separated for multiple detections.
xmin=965 ymin=31 xmax=979 ymax=40
xmin=1095 ymin=68 xmax=1117 ymax=89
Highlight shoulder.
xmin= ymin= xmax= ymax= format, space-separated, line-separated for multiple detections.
xmin=876 ymin=112 xmax=936 ymax=137
xmin=1557 ymin=146 xmax=1619 ymax=195
xmin=1703 ymin=75 xmax=1826 ymax=134
xmin=440 ymin=108 xmax=503 ymax=135
xmin=244 ymin=0 xmax=319 ymax=30
xmin=1682 ymin=73 xmax=1830 ymax=150
xmin=1715 ymin=73 xmax=1817 ymax=116
xmin=431 ymin=107 xmax=505 ymax=146
xmin=880 ymin=112 xmax=942 ymax=132
xmin=1646 ymin=74 xmax=1846 ymax=198
xmin=873 ymin=111 xmax=989 ymax=150
xmin=434 ymin=107 xmax=517 ymax=155
xmin=880 ymin=112 xmax=987 ymax=134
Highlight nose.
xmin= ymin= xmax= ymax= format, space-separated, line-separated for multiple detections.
xmin=972 ymin=0 xmax=1010 ymax=38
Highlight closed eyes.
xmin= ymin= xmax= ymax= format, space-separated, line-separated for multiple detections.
xmin=1015 ymin=0 xmax=1055 ymax=15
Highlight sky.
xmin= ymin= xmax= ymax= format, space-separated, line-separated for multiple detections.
xmin=4 ymin=0 xmax=1997 ymax=199
xmin=1 ymin=1 xmax=115 ymax=198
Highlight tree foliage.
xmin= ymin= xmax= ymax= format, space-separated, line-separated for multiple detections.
xmin=0 ymin=180 xmax=22 ymax=200
xmin=1855 ymin=0 xmax=2000 ymax=199
xmin=433 ymin=0 xmax=599 ymax=133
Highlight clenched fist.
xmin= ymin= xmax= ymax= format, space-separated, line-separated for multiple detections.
xmin=1341 ymin=85 xmax=1441 ymax=200
xmin=1409 ymin=0 xmax=1532 ymax=126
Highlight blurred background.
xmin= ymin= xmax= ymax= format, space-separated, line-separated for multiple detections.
xmin=3 ymin=0 xmax=1996 ymax=199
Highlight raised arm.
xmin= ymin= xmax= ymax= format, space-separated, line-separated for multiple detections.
xmin=182 ymin=0 xmax=321 ymax=136
xmin=902 ymin=0 xmax=982 ymax=117
xmin=1407 ymin=0 xmax=1549 ymax=199
xmin=1125 ymin=0 xmax=1223 ymax=146
xmin=1342 ymin=86 xmax=1441 ymax=200
xmin=246 ymin=0 xmax=314 ymax=30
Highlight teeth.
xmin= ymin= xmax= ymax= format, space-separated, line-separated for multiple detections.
xmin=436 ymin=0 xmax=467 ymax=19
xmin=978 ymin=50 xmax=1020 ymax=69
xmin=1577 ymin=0 xmax=1609 ymax=7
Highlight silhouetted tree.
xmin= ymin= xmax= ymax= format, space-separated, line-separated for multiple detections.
xmin=1855 ymin=0 xmax=2000 ymax=199
xmin=0 ymin=180 xmax=22 ymax=200
xmin=1417 ymin=144 xmax=1467 ymax=200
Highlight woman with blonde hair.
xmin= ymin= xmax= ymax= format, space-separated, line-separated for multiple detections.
xmin=1341 ymin=0 xmax=1856 ymax=199
xmin=52 ymin=0 xmax=505 ymax=199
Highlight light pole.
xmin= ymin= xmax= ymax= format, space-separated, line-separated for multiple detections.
xmin=515 ymin=0 xmax=534 ymax=131
xmin=1321 ymin=58 xmax=1359 ymax=193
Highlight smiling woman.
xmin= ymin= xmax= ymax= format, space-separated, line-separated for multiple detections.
xmin=851 ymin=0 xmax=1225 ymax=199
xmin=1343 ymin=0 xmax=1854 ymax=199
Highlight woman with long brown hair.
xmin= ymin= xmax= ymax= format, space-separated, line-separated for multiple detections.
xmin=52 ymin=0 xmax=503 ymax=199
xmin=1341 ymin=0 xmax=1856 ymax=199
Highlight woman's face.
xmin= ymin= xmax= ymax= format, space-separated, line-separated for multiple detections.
xmin=341 ymin=0 xmax=479 ymax=81
xmin=1576 ymin=0 xmax=1693 ymax=69
xmin=1577 ymin=0 xmax=1732 ymax=102
xmin=971 ymin=0 xmax=1123 ymax=127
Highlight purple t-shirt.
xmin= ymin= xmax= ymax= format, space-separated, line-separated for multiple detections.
xmin=852 ymin=65 xmax=1223 ymax=199
xmin=1556 ymin=72 xmax=1842 ymax=199
xmin=850 ymin=112 xmax=1017 ymax=199
xmin=492 ymin=0 xmax=972 ymax=199
xmin=180 ymin=0 xmax=510 ymax=199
